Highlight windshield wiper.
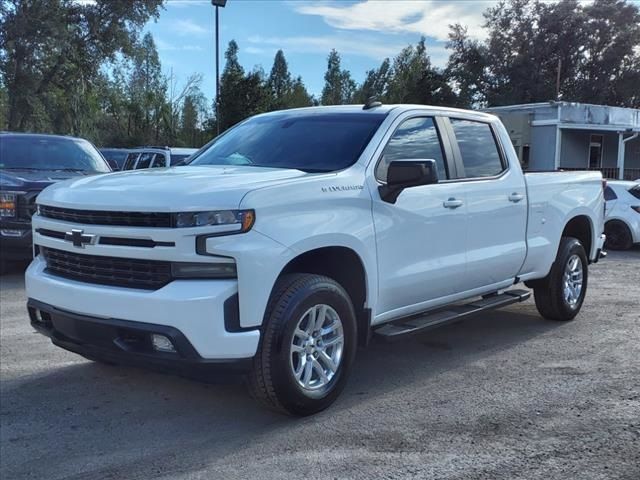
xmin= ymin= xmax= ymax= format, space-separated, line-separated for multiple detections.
xmin=48 ymin=168 xmax=89 ymax=173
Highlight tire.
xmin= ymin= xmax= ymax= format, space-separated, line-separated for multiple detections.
xmin=247 ymin=274 xmax=357 ymax=416
xmin=534 ymin=237 xmax=588 ymax=321
xmin=604 ymin=220 xmax=633 ymax=250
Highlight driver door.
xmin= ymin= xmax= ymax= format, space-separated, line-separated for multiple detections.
xmin=370 ymin=115 xmax=468 ymax=322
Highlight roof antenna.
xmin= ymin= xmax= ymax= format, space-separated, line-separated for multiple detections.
xmin=363 ymin=96 xmax=382 ymax=110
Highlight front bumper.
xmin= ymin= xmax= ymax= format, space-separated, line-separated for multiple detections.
xmin=0 ymin=221 xmax=32 ymax=261
xmin=28 ymin=299 xmax=252 ymax=374
xmin=25 ymin=256 xmax=260 ymax=360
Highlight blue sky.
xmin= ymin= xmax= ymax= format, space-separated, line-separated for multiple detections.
xmin=145 ymin=0 xmax=495 ymax=101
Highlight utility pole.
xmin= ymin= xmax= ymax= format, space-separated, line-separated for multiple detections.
xmin=211 ymin=1 xmax=227 ymax=136
xmin=556 ymin=57 xmax=562 ymax=101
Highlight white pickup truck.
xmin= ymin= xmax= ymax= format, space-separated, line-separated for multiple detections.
xmin=26 ymin=104 xmax=606 ymax=415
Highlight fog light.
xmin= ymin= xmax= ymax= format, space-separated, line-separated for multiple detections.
xmin=151 ymin=334 xmax=176 ymax=353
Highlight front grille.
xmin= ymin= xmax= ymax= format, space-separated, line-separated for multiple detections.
xmin=41 ymin=247 xmax=172 ymax=290
xmin=39 ymin=205 xmax=172 ymax=228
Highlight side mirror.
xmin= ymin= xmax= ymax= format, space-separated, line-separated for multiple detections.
xmin=106 ymin=159 xmax=119 ymax=171
xmin=379 ymin=160 xmax=439 ymax=203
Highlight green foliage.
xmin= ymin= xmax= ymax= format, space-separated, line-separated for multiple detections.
xmin=0 ymin=0 xmax=163 ymax=134
xmin=354 ymin=58 xmax=392 ymax=103
xmin=1 ymin=0 xmax=638 ymax=147
xmin=321 ymin=49 xmax=356 ymax=105
xmin=448 ymin=0 xmax=640 ymax=107
xmin=267 ymin=50 xmax=313 ymax=110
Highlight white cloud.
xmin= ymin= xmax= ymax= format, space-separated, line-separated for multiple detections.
xmin=293 ymin=0 xmax=495 ymax=41
xmin=169 ymin=19 xmax=209 ymax=37
xmin=247 ymin=34 xmax=408 ymax=60
xmin=245 ymin=46 xmax=267 ymax=55
xmin=156 ymin=37 xmax=204 ymax=52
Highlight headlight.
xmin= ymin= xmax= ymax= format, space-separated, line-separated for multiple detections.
xmin=0 ymin=192 xmax=18 ymax=218
xmin=171 ymin=260 xmax=237 ymax=279
xmin=172 ymin=209 xmax=255 ymax=233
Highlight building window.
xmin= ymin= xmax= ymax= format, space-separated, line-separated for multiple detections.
xmin=589 ymin=134 xmax=604 ymax=169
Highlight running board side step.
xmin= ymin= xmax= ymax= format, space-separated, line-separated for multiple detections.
xmin=374 ymin=289 xmax=531 ymax=341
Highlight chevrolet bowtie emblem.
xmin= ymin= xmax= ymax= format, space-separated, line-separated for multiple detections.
xmin=64 ymin=229 xmax=96 ymax=248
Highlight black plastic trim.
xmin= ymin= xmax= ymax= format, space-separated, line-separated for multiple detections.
xmin=27 ymin=298 xmax=254 ymax=372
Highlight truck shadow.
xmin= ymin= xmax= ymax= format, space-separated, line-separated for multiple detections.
xmin=1 ymin=301 xmax=566 ymax=479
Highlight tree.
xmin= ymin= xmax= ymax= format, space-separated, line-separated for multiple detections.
xmin=446 ymin=0 xmax=640 ymax=107
xmin=180 ymin=95 xmax=198 ymax=146
xmin=445 ymin=25 xmax=488 ymax=107
xmin=385 ymin=37 xmax=456 ymax=106
xmin=354 ymin=58 xmax=392 ymax=103
xmin=128 ymin=33 xmax=167 ymax=144
xmin=267 ymin=50 xmax=292 ymax=109
xmin=0 ymin=0 xmax=163 ymax=132
xmin=321 ymin=49 xmax=356 ymax=105
xmin=578 ymin=0 xmax=640 ymax=106
xmin=286 ymin=76 xmax=314 ymax=108
xmin=218 ymin=40 xmax=248 ymax=130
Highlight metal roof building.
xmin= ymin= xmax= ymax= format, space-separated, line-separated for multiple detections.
xmin=485 ymin=102 xmax=640 ymax=180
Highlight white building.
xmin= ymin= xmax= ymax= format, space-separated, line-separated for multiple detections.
xmin=485 ymin=102 xmax=640 ymax=180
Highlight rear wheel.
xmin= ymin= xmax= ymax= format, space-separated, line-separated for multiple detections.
xmin=248 ymin=274 xmax=357 ymax=416
xmin=604 ymin=220 xmax=633 ymax=250
xmin=534 ymin=237 xmax=588 ymax=321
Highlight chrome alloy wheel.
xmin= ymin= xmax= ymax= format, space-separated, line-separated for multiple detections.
xmin=290 ymin=304 xmax=344 ymax=391
xmin=563 ymin=254 xmax=584 ymax=307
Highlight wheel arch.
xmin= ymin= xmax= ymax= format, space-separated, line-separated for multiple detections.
xmin=275 ymin=246 xmax=371 ymax=347
xmin=561 ymin=214 xmax=594 ymax=259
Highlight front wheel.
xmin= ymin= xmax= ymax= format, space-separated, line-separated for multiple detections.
xmin=247 ymin=274 xmax=357 ymax=416
xmin=534 ymin=236 xmax=588 ymax=321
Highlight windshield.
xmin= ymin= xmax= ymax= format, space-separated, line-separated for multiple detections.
xmin=100 ymin=149 xmax=129 ymax=168
xmin=0 ymin=135 xmax=110 ymax=173
xmin=189 ymin=112 xmax=387 ymax=172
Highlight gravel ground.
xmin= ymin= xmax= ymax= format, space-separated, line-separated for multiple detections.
xmin=1 ymin=250 xmax=639 ymax=480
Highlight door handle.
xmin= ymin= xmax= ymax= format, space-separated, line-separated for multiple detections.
xmin=508 ymin=192 xmax=524 ymax=203
xmin=443 ymin=198 xmax=463 ymax=209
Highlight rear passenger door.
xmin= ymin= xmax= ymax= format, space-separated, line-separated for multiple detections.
xmin=446 ymin=118 xmax=527 ymax=291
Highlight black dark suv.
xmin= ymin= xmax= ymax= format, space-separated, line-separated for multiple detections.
xmin=0 ymin=133 xmax=111 ymax=271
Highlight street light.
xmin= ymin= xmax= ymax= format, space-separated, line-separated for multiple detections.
xmin=211 ymin=0 xmax=227 ymax=135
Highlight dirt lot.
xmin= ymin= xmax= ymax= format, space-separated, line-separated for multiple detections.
xmin=1 ymin=250 xmax=639 ymax=480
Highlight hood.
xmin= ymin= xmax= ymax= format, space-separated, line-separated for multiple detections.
xmin=37 ymin=165 xmax=309 ymax=211
xmin=0 ymin=169 xmax=92 ymax=191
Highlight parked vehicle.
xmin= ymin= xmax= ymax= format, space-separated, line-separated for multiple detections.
xmin=604 ymin=180 xmax=640 ymax=250
xmin=25 ymin=105 xmax=606 ymax=415
xmin=122 ymin=146 xmax=198 ymax=170
xmin=99 ymin=148 xmax=131 ymax=171
xmin=0 ymin=132 xmax=111 ymax=272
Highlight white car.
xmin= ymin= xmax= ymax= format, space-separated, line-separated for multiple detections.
xmin=604 ymin=180 xmax=640 ymax=250
xmin=26 ymin=104 xmax=606 ymax=415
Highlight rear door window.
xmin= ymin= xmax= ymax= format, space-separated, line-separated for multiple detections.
xmin=150 ymin=153 xmax=167 ymax=168
xmin=123 ymin=153 xmax=139 ymax=170
xmin=629 ymin=185 xmax=640 ymax=200
xmin=450 ymin=119 xmax=505 ymax=178
xmin=136 ymin=153 xmax=154 ymax=169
